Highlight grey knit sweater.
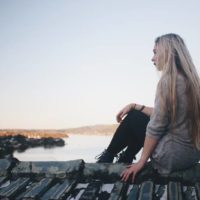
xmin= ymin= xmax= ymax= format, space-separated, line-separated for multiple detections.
xmin=146 ymin=74 xmax=200 ymax=174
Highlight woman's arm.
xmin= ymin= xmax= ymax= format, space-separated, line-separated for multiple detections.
xmin=120 ymin=135 xmax=158 ymax=182
xmin=121 ymin=80 xmax=169 ymax=182
xmin=134 ymin=104 xmax=154 ymax=117
xmin=116 ymin=103 xmax=154 ymax=123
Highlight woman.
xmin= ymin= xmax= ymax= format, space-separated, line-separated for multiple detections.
xmin=96 ymin=33 xmax=200 ymax=182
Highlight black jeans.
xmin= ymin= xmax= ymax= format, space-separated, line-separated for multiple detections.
xmin=107 ymin=110 xmax=150 ymax=160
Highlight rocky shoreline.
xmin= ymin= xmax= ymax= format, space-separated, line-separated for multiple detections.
xmin=0 ymin=134 xmax=65 ymax=159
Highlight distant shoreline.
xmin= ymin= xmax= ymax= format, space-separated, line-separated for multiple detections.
xmin=0 ymin=124 xmax=118 ymax=138
xmin=0 ymin=130 xmax=68 ymax=138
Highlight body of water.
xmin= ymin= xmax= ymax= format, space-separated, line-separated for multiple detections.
xmin=14 ymin=134 xmax=142 ymax=162
xmin=14 ymin=134 xmax=112 ymax=162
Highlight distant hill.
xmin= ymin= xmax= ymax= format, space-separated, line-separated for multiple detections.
xmin=0 ymin=124 xmax=118 ymax=138
xmin=64 ymin=124 xmax=118 ymax=135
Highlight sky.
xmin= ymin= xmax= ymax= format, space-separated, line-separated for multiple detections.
xmin=0 ymin=0 xmax=200 ymax=129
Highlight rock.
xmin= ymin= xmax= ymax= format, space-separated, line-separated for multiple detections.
xmin=0 ymin=135 xmax=65 ymax=158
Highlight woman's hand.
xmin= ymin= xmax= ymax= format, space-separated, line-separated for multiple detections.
xmin=120 ymin=160 xmax=145 ymax=182
xmin=116 ymin=103 xmax=135 ymax=123
xmin=120 ymin=136 xmax=158 ymax=182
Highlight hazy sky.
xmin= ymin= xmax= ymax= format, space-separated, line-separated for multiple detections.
xmin=0 ymin=0 xmax=200 ymax=129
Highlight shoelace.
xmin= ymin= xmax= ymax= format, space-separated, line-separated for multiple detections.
xmin=115 ymin=150 xmax=126 ymax=161
xmin=116 ymin=150 xmax=136 ymax=163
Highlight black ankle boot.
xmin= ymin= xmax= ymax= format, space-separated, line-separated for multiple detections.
xmin=116 ymin=150 xmax=135 ymax=163
xmin=95 ymin=149 xmax=116 ymax=163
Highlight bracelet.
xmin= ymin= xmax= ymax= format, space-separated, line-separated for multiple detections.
xmin=139 ymin=105 xmax=145 ymax=112
xmin=132 ymin=103 xmax=136 ymax=109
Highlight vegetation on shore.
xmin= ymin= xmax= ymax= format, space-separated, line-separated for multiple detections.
xmin=0 ymin=129 xmax=68 ymax=138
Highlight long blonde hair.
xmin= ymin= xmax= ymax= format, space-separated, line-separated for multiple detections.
xmin=155 ymin=33 xmax=200 ymax=149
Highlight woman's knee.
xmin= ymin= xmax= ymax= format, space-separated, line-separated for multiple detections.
xmin=125 ymin=110 xmax=150 ymax=128
xmin=127 ymin=109 xmax=148 ymax=120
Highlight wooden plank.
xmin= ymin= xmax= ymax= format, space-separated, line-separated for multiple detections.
xmin=15 ymin=181 xmax=33 ymax=200
xmin=64 ymin=183 xmax=88 ymax=200
xmin=127 ymin=184 xmax=139 ymax=200
xmin=195 ymin=182 xmax=200 ymax=200
xmin=0 ymin=159 xmax=12 ymax=176
xmin=154 ymin=184 xmax=166 ymax=200
xmin=138 ymin=181 xmax=154 ymax=200
xmin=109 ymin=181 xmax=126 ymax=200
xmin=168 ymin=182 xmax=183 ymax=200
xmin=0 ymin=178 xmax=29 ymax=199
xmin=49 ymin=179 xmax=76 ymax=200
xmin=79 ymin=180 xmax=102 ymax=200
xmin=22 ymin=178 xmax=53 ymax=199
xmin=0 ymin=177 xmax=7 ymax=187
xmin=40 ymin=183 xmax=61 ymax=200
xmin=182 ymin=185 xmax=198 ymax=200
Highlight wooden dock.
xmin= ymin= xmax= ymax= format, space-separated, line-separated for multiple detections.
xmin=0 ymin=158 xmax=200 ymax=199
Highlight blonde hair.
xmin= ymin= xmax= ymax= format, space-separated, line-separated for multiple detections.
xmin=155 ymin=33 xmax=200 ymax=149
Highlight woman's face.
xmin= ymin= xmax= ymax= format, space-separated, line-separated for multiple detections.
xmin=151 ymin=44 xmax=164 ymax=71
xmin=152 ymin=43 xmax=163 ymax=71
xmin=151 ymin=44 xmax=158 ymax=67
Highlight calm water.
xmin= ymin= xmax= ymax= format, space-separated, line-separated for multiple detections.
xmin=14 ymin=134 xmax=113 ymax=162
xmin=14 ymin=134 xmax=142 ymax=162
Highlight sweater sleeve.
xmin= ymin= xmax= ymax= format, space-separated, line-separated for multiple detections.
xmin=146 ymin=80 xmax=170 ymax=140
